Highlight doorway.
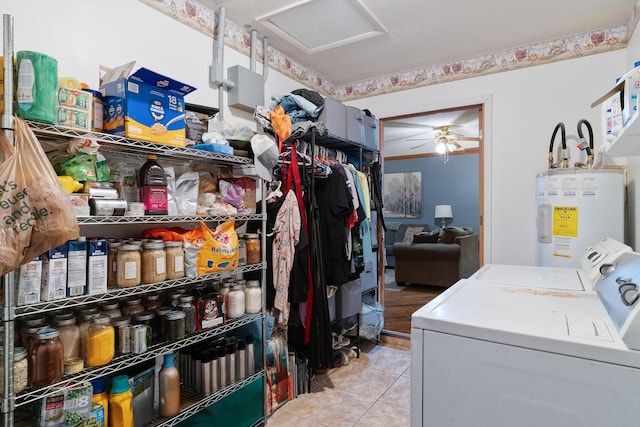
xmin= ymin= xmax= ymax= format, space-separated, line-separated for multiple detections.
xmin=378 ymin=103 xmax=485 ymax=335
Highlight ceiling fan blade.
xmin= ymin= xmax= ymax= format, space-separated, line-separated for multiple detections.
xmin=384 ymin=121 xmax=435 ymax=129
xmin=455 ymin=136 xmax=481 ymax=141
xmin=410 ymin=141 xmax=430 ymax=149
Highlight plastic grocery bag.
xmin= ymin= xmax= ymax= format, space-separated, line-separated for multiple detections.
xmin=197 ymin=220 xmax=239 ymax=274
xmin=0 ymin=117 xmax=79 ymax=275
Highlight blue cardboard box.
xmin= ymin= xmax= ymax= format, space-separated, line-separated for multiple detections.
xmin=100 ymin=62 xmax=196 ymax=146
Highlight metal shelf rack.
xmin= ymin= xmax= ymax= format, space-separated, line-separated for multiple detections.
xmin=1 ymin=14 xmax=269 ymax=425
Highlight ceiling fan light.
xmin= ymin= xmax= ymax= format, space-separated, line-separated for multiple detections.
xmin=435 ymin=142 xmax=447 ymax=154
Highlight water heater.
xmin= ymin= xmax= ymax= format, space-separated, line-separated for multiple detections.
xmin=536 ymin=168 xmax=625 ymax=267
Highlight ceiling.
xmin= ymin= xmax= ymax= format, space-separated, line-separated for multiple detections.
xmin=194 ymin=0 xmax=635 ymax=156
xmin=202 ymin=0 xmax=635 ymax=86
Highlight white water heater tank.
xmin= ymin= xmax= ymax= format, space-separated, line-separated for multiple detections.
xmin=536 ymin=168 xmax=625 ymax=267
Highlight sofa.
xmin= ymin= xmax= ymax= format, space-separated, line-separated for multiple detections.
xmin=393 ymin=226 xmax=479 ymax=287
xmin=384 ymin=223 xmax=432 ymax=268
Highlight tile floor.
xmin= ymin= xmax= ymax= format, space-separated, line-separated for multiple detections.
xmin=267 ymin=337 xmax=412 ymax=427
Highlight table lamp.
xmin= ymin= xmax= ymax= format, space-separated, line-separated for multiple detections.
xmin=435 ymin=205 xmax=453 ymax=229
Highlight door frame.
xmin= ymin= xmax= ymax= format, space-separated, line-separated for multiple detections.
xmin=377 ymin=95 xmax=493 ymax=303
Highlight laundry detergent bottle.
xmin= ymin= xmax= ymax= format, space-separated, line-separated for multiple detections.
xmin=109 ymin=374 xmax=133 ymax=427
xmin=139 ymin=154 xmax=168 ymax=215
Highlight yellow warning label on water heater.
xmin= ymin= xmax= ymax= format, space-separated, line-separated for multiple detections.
xmin=553 ymin=206 xmax=578 ymax=237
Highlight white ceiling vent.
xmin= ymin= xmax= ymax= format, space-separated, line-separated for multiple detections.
xmin=255 ymin=0 xmax=386 ymax=54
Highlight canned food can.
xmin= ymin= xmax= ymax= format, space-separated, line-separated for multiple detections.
xmin=89 ymin=198 xmax=128 ymax=216
xmin=117 ymin=325 xmax=131 ymax=354
xmin=131 ymin=324 xmax=151 ymax=354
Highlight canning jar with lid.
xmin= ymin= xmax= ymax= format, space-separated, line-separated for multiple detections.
xmin=11 ymin=347 xmax=28 ymax=394
xmin=112 ymin=316 xmax=131 ymax=355
xmin=164 ymin=241 xmax=185 ymax=280
xmin=154 ymin=306 xmax=172 ymax=341
xmin=227 ymin=285 xmax=246 ymax=319
xmin=99 ymin=301 xmax=122 ymax=319
xmin=143 ymin=294 xmax=162 ymax=312
xmin=107 ymin=241 xmax=122 ymax=287
xmin=244 ymin=280 xmax=262 ymax=314
xmin=244 ymin=233 xmax=260 ymax=264
xmin=55 ymin=317 xmax=80 ymax=360
xmin=165 ymin=311 xmax=186 ymax=342
xmin=177 ymin=295 xmax=196 ymax=334
xmin=122 ymin=298 xmax=144 ymax=319
xmin=142 ymin=241 xmax=166 ymax=284
xmin=116 ymin=244 xmax=141 ymax=287
xmin=86 ymin=315 xmax=115 ymax=367
xmin=77 ymin=308 xmax=99 ymax=359
xmin=29 ymin=328 xmax=64 ymax=387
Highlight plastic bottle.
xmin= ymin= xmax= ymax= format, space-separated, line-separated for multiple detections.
xmin=91 ymin=377 xmax=109 ymax=427
xmin=139 ymin=154 xmax=168 ymax=215
xmin=159 ymin=352 xmax=181 ymax=418
xmin=109 ymin=375 xmax=133 ymax=427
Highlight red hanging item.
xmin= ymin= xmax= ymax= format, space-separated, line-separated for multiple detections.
xmin=283 ymin=143 xmax=314 ymax=344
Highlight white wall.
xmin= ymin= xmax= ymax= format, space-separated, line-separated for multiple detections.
xmin=351 ymin=50 xmax=628 ymax=265
xmin=3 ymin=1 xmax=635 ymax=265
xmin=2 ymin=0 xmax=302 ymax=130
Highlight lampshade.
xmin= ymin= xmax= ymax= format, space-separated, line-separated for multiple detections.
xmin=434 ymin=205 xmax=453 ymax=219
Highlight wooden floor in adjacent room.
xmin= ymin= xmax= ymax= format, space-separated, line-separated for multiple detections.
xmin=381 ymin=269 xmax=444 ymax=335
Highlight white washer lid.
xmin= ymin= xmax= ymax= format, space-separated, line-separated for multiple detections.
xmin=411 ymin=279 xmax=640 ymax=367
xmin=471 ymin=264 xmax=585 ymax=290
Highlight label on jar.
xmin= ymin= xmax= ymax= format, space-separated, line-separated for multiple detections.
xmin=125 ymin=261 xmax=137 ymax=279
xmin=156 ymin=257 xmax=166 ymax=275
xmin=175 ymin=255 xmax=184 ymax=272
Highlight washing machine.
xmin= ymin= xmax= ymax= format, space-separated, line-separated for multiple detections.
xmin=471 ymin=237 xmax=630 ymax=291
xmin=411 ymin=250 xmax=640 ymax=427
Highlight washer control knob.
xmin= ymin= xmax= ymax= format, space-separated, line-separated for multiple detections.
xmin=619 ymin=282 xmax=639 ymax=306
xmin=600 ymin=263 xmax=614 ymax=276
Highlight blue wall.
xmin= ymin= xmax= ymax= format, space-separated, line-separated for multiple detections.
xmin=384 ymin=153 xmax=480 ymax=232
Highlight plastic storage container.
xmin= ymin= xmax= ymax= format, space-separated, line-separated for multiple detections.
xmin=109 ymin=375 xmax=134 ymax=427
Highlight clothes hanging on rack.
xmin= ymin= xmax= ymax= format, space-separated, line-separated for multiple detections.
xmin=272 ymin=190 xmax=300 ymax=328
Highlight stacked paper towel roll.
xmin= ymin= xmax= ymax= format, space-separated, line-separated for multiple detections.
xmin=16 ymin=50 xmax=58 ymax=124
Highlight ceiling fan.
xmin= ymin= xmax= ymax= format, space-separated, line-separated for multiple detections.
xmin=409 ymin=126 xmax=479 ymax=151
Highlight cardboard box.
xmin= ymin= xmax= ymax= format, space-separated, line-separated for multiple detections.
xmin=40 ymin=244 xmax=68 ymax=301
xmin=39 ymin=381 xmax=93 ymax=427
xmin=100 ymin=61 xmax=196 ymax=146
xmin=17 ymin=258 xmax=42 ymax=306
xmin=87 ymin=239 xmax=108 ymax=295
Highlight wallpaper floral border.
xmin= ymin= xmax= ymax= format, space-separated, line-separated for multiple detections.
xmin=140 ymin=0 xmax=640 ymax=102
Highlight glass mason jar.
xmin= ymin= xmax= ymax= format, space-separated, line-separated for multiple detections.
xmin=164 ymin=241 xmax=185 ymax=280
xmin=121 ymin=298 xmax=144 ymax=319
xmin=86 ymin=315 xmax=115 ymax=367
xmin=142 ymin=241 xmax=166 ymax=284
xmin=244 ymin=233 xmax=261 ymax=264
xmin=154 ymin=306 xmax=173 ymax=342
xmin=55 ymin=317 xmax=80 ymax=360
xmin=29 ymin=328 xmax=64 ymax=388
xmin=116 ymin=244 xmax=141 ymax=288
xmin=177 ymin=295 xmax=196 ymax=334
xmin=13 ymin=347 xmax=28 ymax=394
xmin=143 ymin=294 xmax=162 ymax=312
xmin=227 ymin=285 xmax=246 ymax=319
xmin=77 ymin=308 xmax=99 ymax=360
xmin=133 ymin=311 xmax=155 ymax=342
xmin=99 ymin=301 xmax=122 ymax=319
xmin=165 ymin=311 xmax=186 ymax=342
xmin=107 ymin=241 xmax=122 ymax=287
xmin=244 ymin=280 xmax=262 ymax=314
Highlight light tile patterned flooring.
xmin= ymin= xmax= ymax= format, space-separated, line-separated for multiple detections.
xmin=267 ymin=338 xmax=411 ymax=427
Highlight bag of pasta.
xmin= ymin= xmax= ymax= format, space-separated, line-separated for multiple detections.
xmin=197 ymin=219 xmax=239 ymax=274
xmin=0 ymin=118 xmax=79 ymax=275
